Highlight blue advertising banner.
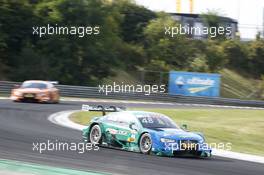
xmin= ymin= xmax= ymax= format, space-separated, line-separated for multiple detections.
xmin=168 ymin=71 xmax=220 ymax=97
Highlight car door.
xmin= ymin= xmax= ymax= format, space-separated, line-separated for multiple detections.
xmin=101 ymin=114 xmax=121 ymax=145
xmin=114 ymin=114 xmax=138 ymax=143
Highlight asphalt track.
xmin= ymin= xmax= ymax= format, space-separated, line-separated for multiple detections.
xmin=0 ymin=99 xmax=264 ymax=175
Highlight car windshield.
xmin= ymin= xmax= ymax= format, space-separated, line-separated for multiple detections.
xmin=136 ymin=113 xmax=179 ymax=129
xmin=21 ymin=82 xmax=47 ymax=89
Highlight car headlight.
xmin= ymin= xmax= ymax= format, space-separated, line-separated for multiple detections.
xmin=160 ymin=138 xmax=176 ymax=143
xmin=198 ymin=137 xmax=205 ymax=143
xmin=198 ymin=139 xmax=203 ymax=143
xmin=195 ymin=132 xmax=205 ymax=143
xmin=14 ymin=91 xmax=22 ymax=96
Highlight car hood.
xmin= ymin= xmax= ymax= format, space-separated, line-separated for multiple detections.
xmin=15 ymin=88 xmax=45 ymax=93
xmin=147 ymin=128 xmax=203 ymax=141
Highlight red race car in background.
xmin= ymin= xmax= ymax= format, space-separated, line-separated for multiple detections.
xmin=10 ymin=80 xmax=60 ymax=103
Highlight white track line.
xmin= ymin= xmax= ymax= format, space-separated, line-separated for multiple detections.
xmin=48 ymin=110 xmax=264 ymax=164
xmin=212 ymin=149 xmax=264 ymax=164
xmin=60 ymin=97 xmax=175 ymax=105
xmin=48 ymin=110 xmax=86 ymax=131
xmin=60 ymin=97 xmax=264 ymax=110
xmin=1 ymin=96 xmax=264 ymax=109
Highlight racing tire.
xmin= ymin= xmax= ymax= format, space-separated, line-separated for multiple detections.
xmin=89 ymin=125 xmax=102 ymax=145
xmin=139 ymin=133 xmax=152 ymax=154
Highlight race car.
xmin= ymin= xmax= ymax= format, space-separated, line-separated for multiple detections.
xmin=82 ymin=105 xmax=212 ymax=157
xmin=10 ymin=80 xmax=60 ymax=103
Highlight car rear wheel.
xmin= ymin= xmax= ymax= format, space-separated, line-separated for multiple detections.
xmin=89 ymin=125 xmax=102 ymax=144
xmin=139 ymin=133 xmax=152 ymax=154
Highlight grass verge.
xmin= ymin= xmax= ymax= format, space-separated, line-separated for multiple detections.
xmin=70 ymin=108 xmax=264 ymax=156
xmin=220 ymin=69 xmax=262 ymax=99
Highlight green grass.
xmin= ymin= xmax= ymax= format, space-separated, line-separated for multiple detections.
xmin=70 ymin=111 xmax=101 ymax=125
xmin=220 ymin=69 xmax=262 ymax=99
xmin=70 ymin=108 xmax=264 ymax=156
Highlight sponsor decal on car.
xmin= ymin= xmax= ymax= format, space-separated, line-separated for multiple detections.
xmin=106 ymin=128 xmax=118 ymax=135
xmin=106 ymin=128 xmax=128 ymax=136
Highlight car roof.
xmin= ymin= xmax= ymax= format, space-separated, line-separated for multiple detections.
xmin=111 ymin=111 xmax=163 ymax=118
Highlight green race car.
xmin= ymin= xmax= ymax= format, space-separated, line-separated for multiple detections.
xmin=82 ymin=105 xmax=212 ymax=157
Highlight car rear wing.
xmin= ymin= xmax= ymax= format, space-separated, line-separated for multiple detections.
xmin=81 ymin=105 xmax=126 ymax=116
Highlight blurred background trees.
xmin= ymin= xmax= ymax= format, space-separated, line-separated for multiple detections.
xmin=0 ymin=0 xmax=263 ymax=88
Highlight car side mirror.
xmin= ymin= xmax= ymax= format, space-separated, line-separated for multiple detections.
xmin=181 ymin=124 xmax=188 ymax=130
xmin=129 ymin=122 xmax=138 ymax=131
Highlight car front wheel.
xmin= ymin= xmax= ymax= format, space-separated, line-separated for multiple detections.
xmin=139 ymin=133 xmax=152 ymax=154
xmin=89 ymin=125 xmax=102 ymax=144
